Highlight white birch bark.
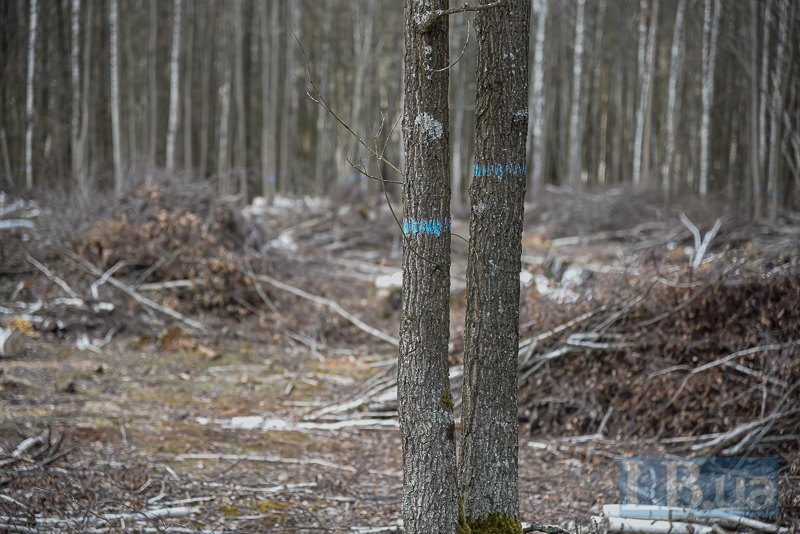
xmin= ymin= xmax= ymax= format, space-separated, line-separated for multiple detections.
xmin=24 ymin=0 xmax=39 ymax=190
xmin=662 ymin=0 xmax=686 ymax=194
xmin=699 ymin=0 xmax=721 ymax=197
xmin=166 ymin=0 xmax=183 ymax=171
xmin=568 ymin=0 xmax=586 ymax=185
xmin=109 ymin=0 xmax=123 ymax=197
xmin=70 ymin=0 xmax=82 ymax=188
xmin=527 ymin=0 xmax=548 ymax=193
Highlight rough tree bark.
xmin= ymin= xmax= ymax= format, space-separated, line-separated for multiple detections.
xmin=399 ymin=1 xmax=457 ymax=532
xmin=526 ymin=0 xmax=548 ymax=194
xmin=458 ymin=0 xmax=530 ymax=530
xmin=24 ymin=0 xmax=38 ymax=190
xmin=568 ymin=0 xmax=586 ymax=185
xmin=166 ymin=0 xmax=182 ymax=171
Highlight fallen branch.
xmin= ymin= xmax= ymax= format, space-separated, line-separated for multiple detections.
xmin=601 ymin=505 xmax=789 ymax=533
xmin=25 ymin=254 xmax=80 ymax=299
xmin=174 ymin=453 xmax=356 ymax=473
xmin=62 ymin=249 xmax=207 ymax=333
xmin=255 ymin=273 xmax=398 ymax=347
xmin=0 ymin=507 xmax=196 ymax=528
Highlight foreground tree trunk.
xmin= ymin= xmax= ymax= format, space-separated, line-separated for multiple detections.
xmin=458 ymin=0 xmax=530 ymax=530
xmin=399 ymin=1 xmax=457 ymax=532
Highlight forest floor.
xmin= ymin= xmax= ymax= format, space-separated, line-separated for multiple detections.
xmin=1 ymin=183 xmax=798 ymax=533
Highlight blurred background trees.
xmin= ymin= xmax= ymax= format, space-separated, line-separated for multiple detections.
xmin=0 ymin=0 xmax=797 ymax=219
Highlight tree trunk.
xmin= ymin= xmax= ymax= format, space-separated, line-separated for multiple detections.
xmin=527 ymin=0 xmax=548 ymax=194
xmin=147 ymin=0 xmax=158 ymax=183
xmin=70 ymin=0 xmax=81 ymax=189
xmin=24 ymin=0 xmax=38 ymax=190
xmin=699 ymin=0 xmax=721 ymax=197
xmin=758 ymin=0 xmax=772 ymax=204
xmin=166 ymin=0 xmax=182 ymax=171
xmin=183 ymin=2 xmax=194 ymax=171
xmin=399 ymin=2 xmax=457 ymax=532
xmin=234 ymin=0 xmax=246 ymax=197
xmin=633 ymin=0 xmax=658 ymax=186
xmin=767 ymin=0 xmax=788 ymax=220
xmin=78 ymin=0 xmax=93 ymax=188
xmin=568 ymin=0 xmax=586 ymax=185
xmin=198 ymin=2 xmax=211 ymax=180
xmin=662 ymin=0 xmax=686 ymax=196
xmin=313 ymin=0 xmax=333 ymax=196
xmin=109 ymin=0 xmax=123 ymax=197
xmin=458 ymin=0 xmax=530 ymax=529
xmin=217 ymin=12 xmax=232 ymax=195
xmin=750 ymin=0 xmax=762 ymax=219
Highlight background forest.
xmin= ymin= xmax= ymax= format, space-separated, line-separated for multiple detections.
xmin=1 ymin=0 xmax=798 ymax=218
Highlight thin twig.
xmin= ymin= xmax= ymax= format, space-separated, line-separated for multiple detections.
xmin=420 ymin=1 xmax=507 ymax=33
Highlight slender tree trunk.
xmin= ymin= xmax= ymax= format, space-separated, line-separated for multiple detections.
xmin=109 ymin=0 xmax=123 ymax=197
xmin=78 ymin=0 xmax=93 ymax=187
xmin=767 ymin=0 xmax=788 ymax=220
xmin=267 ymin=0 xmax=280 ymax=198
xmin=459 ymin=0 xmax=530 ymax=528
xmin=166 ymin=0 xmax=182 ymax=171
xmin=348 ymin=4 xmax=374 ymax=185
xmin=399 ymin=1 xmax=456 ymax=532
xmin=662 ymin=0 xmax=686 ymax=196
xmin=147 ymin=0 xmax=158 ymax=182
xmin=198 ymin=2 xmax=211 ymax=180
xmin=568 ymin=0 xmax=586 ymax=185
xmin=451 ymin=12 xmax=467 ymax=209
xmin=183 ymin=3 xmax=194 ymax=172
xmin=590 ymin=0 xmax=608 ymax=185
xmin=758 ymin=0 xmax=772 ymax=195
xmin=633 ymin=0 xmax=658 ymax=186
xmin=313 ymin=0 xmax=333 ymax=196
xmin=280 ymin=0 xmax=298 ymax=192
xmin=527 ymin=0 xmax=548 ymax=194
xmin=699 ymin=0 xmax=721 ymax=197
xmin=24 ymin=0 xmax=39 ymax=190
xmin=70 ymin=0 xmax=81 ymax=189
xmin=218 ymin=12 xmax=232 ymax=194
xmin=750 ymin=0 xmax=762 ymax=218
xmin=234 ymin=0 xmax=246 ymax=198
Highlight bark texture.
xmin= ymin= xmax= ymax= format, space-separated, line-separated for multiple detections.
xmin=399 ymin=2 xmax=457 ymax=533
xmin=458 ymin=0 xmax=530 ymax=527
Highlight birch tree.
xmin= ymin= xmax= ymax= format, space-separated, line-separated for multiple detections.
xmin=567 ymin=0 xmax=586 ymax=185
xmin=662 ymin=0 xmax=686 ymax=195
xmin=109 ymin=0 xmax=123 ymax=197
xmin=399 ymin=1 xmax=457 ymax=531
xmin=24 ymin=0 xmax=38 ymax=190
xmin=527 ymin=0 xmax=548 ymax=194
xmin=165 ymin=0 xmax=182 ymax=171
xmin=459 ymin=0 xmax=530 ymax=530
xmin=699 ymin=0 xmax=721 ymax=197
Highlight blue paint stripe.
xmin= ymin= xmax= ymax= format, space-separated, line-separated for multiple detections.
xmin=473 ymin=162 xmax=527 ymax=177
xmin=402 ymin=217 xmax=451 ymax=237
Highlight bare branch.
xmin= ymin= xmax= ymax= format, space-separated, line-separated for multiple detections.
xmin=420 ymin=1 xmax=507 ymax=33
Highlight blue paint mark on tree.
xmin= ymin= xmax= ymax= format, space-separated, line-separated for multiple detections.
xmin=473 ymin=162 xmax=527 ymax=178
xmin=403 ymin=217 xmax=451 ymax=237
